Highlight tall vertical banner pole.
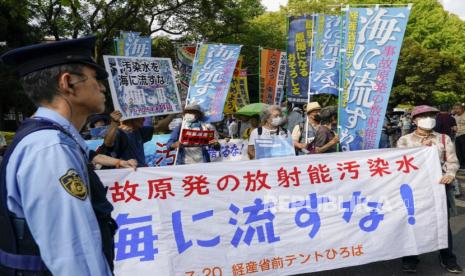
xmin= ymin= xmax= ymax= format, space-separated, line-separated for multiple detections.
xmin=305 ymin=14 xmax=316 ymax=144
xmin=337 ymin=5 xmax=347 ymax=152
xmin=258 ymin=46 xmax=262 ymax=103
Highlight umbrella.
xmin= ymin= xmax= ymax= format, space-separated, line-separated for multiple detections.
xmin=235 ymin=103 xmax=269 ymax=116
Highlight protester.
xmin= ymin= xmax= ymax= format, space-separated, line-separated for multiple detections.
xmin=247 ymin=105 xmax=290 ymax=159
xmin=85 ymin=113 xmax=111 ymax=139
xmin=242 ymin=114 xmax=260 ymax=140
xmin=287 ymin=104 xmax=304 ymax=135
xmin=85 ymin=111 xmax=138 ymax=169
xmin=90 ymin=113 xmax=110 ymax=128
xmin=101 ymin=110 xmax=154 ymax=167
xmin=313 ymin=106 xmax=339 ymax=153
xmin=227 ymin=114 xmax=239 ymax=138
xmin=399 ymin=112 xmax=413 ymax=136
xmin=0 ymin=36 xmax=114 ymax=275
xmin=213 ymin=115 xmax=230 ymax=139
xmin=379 ymin=114 xmax=394 ymax=148
xmin=435 ymin=104 xmax=457 ymax=140
xmin=153 ymin=113 xmax=178 ymax=134
xmin=452 ymin=103 xmax=465 ymax=168
xmin=397 ymin=105 xmax=462 ymax=274
xmin=388 ymin=110 xmax=402 ymax=146
xmin=292 ymin=102 xmax=321 ymax=155
xmin=227 ymin=114 xmax=251 ymax=139
xmin=167 ymin=104 xmax=219 ymax=165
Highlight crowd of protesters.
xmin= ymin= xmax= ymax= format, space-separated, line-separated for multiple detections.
xmin=1 ymin=99 xmax=464 ymax=273
xmin=2 ymin=93 xmax=465 ymax=273
xmin=1 ymin=36 xmax=463 ymax=276
xmin=11 ymin=101 xmax=460 ymax=173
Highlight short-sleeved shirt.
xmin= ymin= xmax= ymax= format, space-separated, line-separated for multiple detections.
xmin=4 ymin=107 xmax=111 ymax=275
xmin=314 ymin=126 xmax=337 ymax=153
xmin=110 ymin=126 xmax=154 ymax=166
xmin=291 ymin=122 xmax=319 ymax=143
xmin=248 ymin=126 xmax=290 ymax=146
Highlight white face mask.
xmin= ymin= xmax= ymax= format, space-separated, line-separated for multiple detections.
xmin=184 ymin=113 xmax=196 ymax=123
xmin=417 ymin=117 xmax=436 ymax=130
xmin=271 ymin=116 xmax=283 ymax=127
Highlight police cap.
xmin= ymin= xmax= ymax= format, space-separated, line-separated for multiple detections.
xmin=0 ymin=35 xmax=108 ymax=80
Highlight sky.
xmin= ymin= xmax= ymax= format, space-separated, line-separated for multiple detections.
xmin=261 ymin=0 xmax=288 ymax=12
xmin=441 ymin=0 xmax=465 ymax=20
xmin=260 ymin=0 xmax=465 ymax=20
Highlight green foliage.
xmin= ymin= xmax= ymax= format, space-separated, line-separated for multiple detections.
xmin=0 ymin=0 xmax=42 ymax=129
xmin=2 ymin=0 xmax=465 ymax=126
xmin=407 ymin=0 xmax=465 ymax=63
xmin=391 ymin=38 xmax=465 ymax=107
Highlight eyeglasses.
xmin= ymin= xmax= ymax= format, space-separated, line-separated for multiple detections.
xmin=69 ymin=73 xmax=88 ymax=86
xmin=69 ymin=72 xmax=104 ymax=87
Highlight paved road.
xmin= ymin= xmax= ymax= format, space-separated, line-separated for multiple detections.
xmin=295 ymin=197 xmax=465 ymax=276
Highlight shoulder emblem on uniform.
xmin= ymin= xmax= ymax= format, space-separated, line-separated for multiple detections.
xmin=59 ymin=169 xmax=88 ymax=200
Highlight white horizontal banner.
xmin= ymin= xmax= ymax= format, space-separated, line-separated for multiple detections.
xmin=97 ymin=146 xmax=447 ymax=275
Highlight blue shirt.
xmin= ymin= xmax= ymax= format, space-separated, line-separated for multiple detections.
xmin=5 ymin=107 xmax=112 ymax=275
xmin=109 ymin=126 xmax=153 ymax=167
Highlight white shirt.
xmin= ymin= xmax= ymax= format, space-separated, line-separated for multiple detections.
xmin=248 ymin=126 xmax=290 ymax=146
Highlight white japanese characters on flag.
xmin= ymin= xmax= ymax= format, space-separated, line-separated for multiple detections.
xmin=97 ymin=146 xmax=447 ymax=275
xmin=274 ymin=51 xmax=287 ymax=105
xmin=339 ymin=6 xmax=411 ymax=151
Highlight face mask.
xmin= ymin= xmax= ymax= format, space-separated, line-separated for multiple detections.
xmin=184 ymin=113 xmax=196 ymax=123
xmin=311 ymin=114 xmax=321 ymax=122
xmin=417 ymin=117 xmax=436 ymax=130
xmin=271 ymin=116 xmax=283 ymax=126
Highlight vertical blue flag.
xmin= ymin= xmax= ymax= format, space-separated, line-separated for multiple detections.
xmin=187 ymin=44 xmax=242 ymax=123
xmin=338 ymin=6 xmax=411 ymax=151
xmin=286 ymin=15 xmax=314 ymax=103
xmin=115 ymin=31 xmax=152 ymax=57
xmin=310 ymin=15 xmax=342 ymax=96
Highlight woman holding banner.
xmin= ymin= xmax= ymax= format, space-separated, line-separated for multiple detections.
xmin=167 ymin=104 xmax=219 ymax=165
xmin=397 ymin=105 xmax=462 ymax=274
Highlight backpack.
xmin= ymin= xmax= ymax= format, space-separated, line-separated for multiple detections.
xmin=257 ymin=126 xmax=288 ymax=137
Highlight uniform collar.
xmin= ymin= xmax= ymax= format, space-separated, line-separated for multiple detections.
xmin=33 ymin=107 xmax=89 ymax=155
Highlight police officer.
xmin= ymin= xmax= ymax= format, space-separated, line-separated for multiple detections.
xmin=0 ymin=36 xmax=114 ymax=275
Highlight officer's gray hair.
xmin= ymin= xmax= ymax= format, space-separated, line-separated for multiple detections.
xmin=20 ymin=64 xmax=84 ymax=106
xmin=261 ymin=105 xmax=282 ymax=125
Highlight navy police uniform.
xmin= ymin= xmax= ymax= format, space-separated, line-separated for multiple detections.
xmin=0 ymin=37 xmax=115 ymax=275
